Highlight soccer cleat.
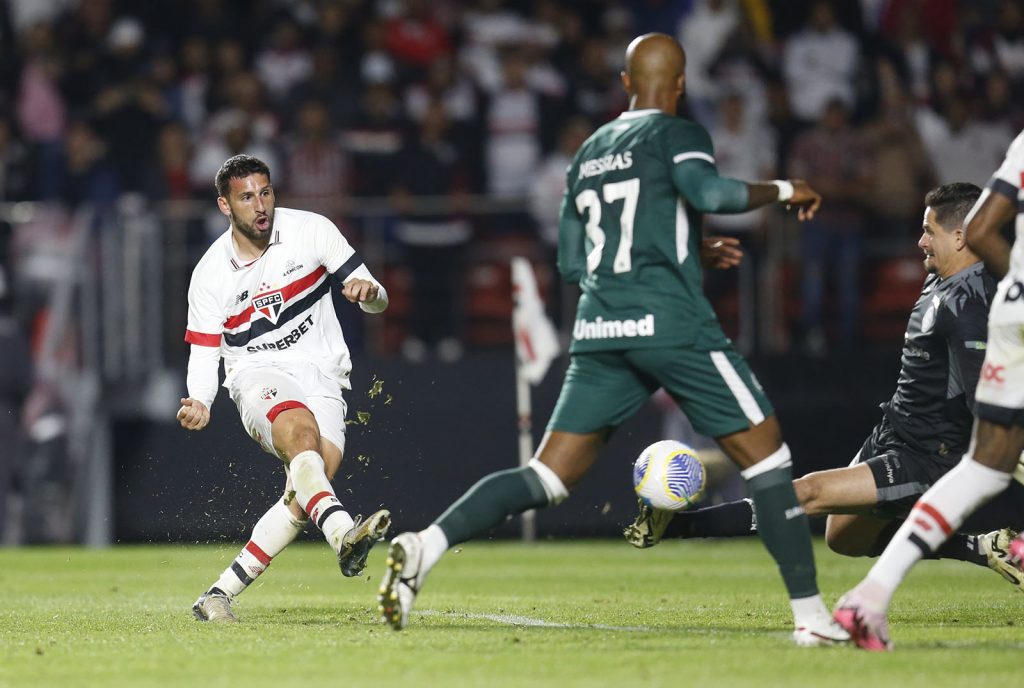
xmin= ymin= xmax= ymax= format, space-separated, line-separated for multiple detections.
xmin=622 ymin=498 xmax=674 ymax=548
xmin=338 ymin=508 xmax=391 ymax=577
xmin=192 ymin=591 xmax=237 ymax=623
xmin=832 ymin=593 xmax=892 ymax=651
xmin=792 ymin=618 xmax=850 ymax=647
xmin=378 ymin=532 xmax=425 ymax=630
xmin=978 ymin=528 xmax=1024 ymax=591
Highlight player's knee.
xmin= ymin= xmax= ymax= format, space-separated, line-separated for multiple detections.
xmin=824 ymin=520 xmax=870 ymax=557
xmin=274 ymin=418 xmax=321 ymax=458
xmin=528 ymin=458 xmax=569 ymax=505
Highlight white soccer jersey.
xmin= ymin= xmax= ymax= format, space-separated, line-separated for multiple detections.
xmin=184 ymin=207 xmax=387 ymax=407
xmin=987 ymin=128 xmax=1024 ymax=278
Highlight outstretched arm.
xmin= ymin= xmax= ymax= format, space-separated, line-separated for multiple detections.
xmin=672 ymin=159 xmax=821 ymax=220
xmin=964 ymin=189 xmax=1015 ymax=280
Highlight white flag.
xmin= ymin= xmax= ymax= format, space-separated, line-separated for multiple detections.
xmin=511 ymin=257 xmax=560 ymax=384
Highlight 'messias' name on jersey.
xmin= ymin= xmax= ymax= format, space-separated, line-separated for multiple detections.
xmin=577 ymin=151 xmax=633 ymax=179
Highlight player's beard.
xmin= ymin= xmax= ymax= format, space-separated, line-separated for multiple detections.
xmin=231 ymin=208 xmax=275 ymax=247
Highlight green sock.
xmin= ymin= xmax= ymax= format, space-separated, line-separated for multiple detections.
xmin=434 ymin=466 xmax=550 ymax=546
xmin=746 ymin=464 xmax=819 ymax=599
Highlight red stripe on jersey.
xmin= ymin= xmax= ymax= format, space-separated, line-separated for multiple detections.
xmin=224 ymin=266 xmax=328 ymax=330
xmin=304 ymin=490 xmax=334 ymax=518
xmin=185 ymin=329 xmax=221 ymax=347
xmin=266 ymin=400 xmax=309 ymax=423
xmin=915 ymin=502 xmax=952 ymax=536
xmin=245 ymin=540 xmax=272 ymax=566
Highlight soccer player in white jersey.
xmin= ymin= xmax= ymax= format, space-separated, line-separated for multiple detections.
xmin=180 ymin=154 xmax=391 ymax=623
xmin=833 ymin=131 xmax=1024 ymax=650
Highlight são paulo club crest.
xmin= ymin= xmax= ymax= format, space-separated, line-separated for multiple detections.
xmin=260 ymin=386 xmax=278 ymax=400
xmin=253 ymin=286 xmax=285 ymax=323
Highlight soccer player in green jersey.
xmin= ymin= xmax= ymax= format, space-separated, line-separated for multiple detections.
xmin=379 ymin=32 xmax=847 ymax=645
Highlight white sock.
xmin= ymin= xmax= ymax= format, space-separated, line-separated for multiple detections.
xmin=864 ymin=456 xmax=1011 ymax=609
xmin=289 ymin=450 xmax=354 ymax=553
xmin=418 ymin=524 xmax=449 ymax=573
xmin=211 ymin=498 xmax=306 ymax=598
xmin=790 ymin=594 xmax=831 ymax=629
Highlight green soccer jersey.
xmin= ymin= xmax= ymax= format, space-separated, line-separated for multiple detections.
xmin=558 ymin=108 xmax=748 ymax=353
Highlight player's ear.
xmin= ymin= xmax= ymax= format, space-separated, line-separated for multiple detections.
xmin=620 ymin=71 xmax=630 ymax=94
xmin=217 ymin=195 xmax=231 ymax=217
xmin=954 ymin=227 xmax=966 ymax=249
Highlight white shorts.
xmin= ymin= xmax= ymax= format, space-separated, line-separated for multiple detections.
xmin=975 ymin=275 xmax=1024 ymax=425
xmin=229 ymin=362 xmax=348 ymax=461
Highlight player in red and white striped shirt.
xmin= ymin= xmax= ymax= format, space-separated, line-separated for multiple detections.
xmin=179 ymin=154 xmax=391 ymax=623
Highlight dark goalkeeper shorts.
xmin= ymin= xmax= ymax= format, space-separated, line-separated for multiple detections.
xmin=853 ymin=416 xmax=960 ymax=519
xmin=546 ymin=345 xmax=774 ymax=438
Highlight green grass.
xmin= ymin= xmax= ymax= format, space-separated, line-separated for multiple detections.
xmin=1 ymin=539 xmax=1022 ymax=687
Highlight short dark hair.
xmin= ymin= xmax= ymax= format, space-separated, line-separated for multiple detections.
xmin=215 ymin=154 xmax=270 ymax=197
xmin=924 ymin=182 xmax=982 ymax=230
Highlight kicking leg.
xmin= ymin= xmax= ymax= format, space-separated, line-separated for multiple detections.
xmin=274 ymin=408 xmax=389 ymax=576
xmin=379 ymin=429 xmax=604 ymax=630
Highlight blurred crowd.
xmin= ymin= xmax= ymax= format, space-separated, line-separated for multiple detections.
xmin=0 ymin=1 xmax=1019 ymax=355
xmin=0 ymin=0 xmax=1022 ymax=358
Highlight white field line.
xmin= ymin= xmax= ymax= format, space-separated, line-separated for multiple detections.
xmin=418 ymin=609 xmax=654 ymax=632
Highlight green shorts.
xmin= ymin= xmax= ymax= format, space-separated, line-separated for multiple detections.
xmin=547 ymin=346 xmax=774 ymax=438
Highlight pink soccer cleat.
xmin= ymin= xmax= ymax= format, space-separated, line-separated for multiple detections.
xmin=832 ymin=592 xmax=892 ymax=651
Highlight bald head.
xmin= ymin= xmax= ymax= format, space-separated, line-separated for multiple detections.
xmin=622 ymin=33 xmax=686 ymax=113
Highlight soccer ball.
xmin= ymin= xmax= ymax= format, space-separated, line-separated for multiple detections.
xmin=632 ymin=440 xmax=706 ymax=511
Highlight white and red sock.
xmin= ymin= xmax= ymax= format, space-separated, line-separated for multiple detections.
xmin=861 ymin=456 xmax=1011 ymax=611
xmin=210 ymin=498 xmax=306 ymax=598
xmin=290 ymin=450 xmax=354 ymax=553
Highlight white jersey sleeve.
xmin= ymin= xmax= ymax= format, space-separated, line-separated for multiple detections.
xmin=184 ymin=268 xmax=224 ymax=407
xmin=309 ymin=214 xmax=388 ymax=313
xmin=988 ymin=129 xmax=1024 ymax=200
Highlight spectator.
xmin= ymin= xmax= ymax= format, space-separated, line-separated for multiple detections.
xmin=189 ymin=109 xmax=279 ymax=197
xmin=568 ymin=37 xmax=625 ymax=126
xmin=860 ymin=60 xmax=935 ymax=238
xmin=341 ymin=82 xmax=406 ymax=198
xmin=15 ymin=23 xmax=66 ymax=200
xmin=483 ymin=49 xmax=544 ymax=200
xmin=254 ymin=20 xmax=313 ymax=106
xmin=143 ymin=121 xmax=193 ymax=202
xmin=917 ymin=91 xmax=1012 ymax=187
xmin=782 ymin=0 xmax=860 ymax=123
xmin=281 ymin=99 xmax=349 ymax=207
xmin=384 ymin=0 xmax=452 ymax=81
xmin=528 ymin=116 xmax=591 ymax=329
xmin=288 ymin=44 xmax=358 ymax=128
xmin=57 ymin=119 xmax=120 ymax=209
xmin=392 ymin=101 xmax=471 ymax=363
xmin=788 ymin=98 xmax=870 ymax=355
xmin=176 ymin=36 xmax=211 ymax=138
xmin=677 ymin=0 xmax=740 ymax=127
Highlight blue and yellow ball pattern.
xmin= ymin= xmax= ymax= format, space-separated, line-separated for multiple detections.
xmin=633 ymin=440 xmax=706 ymax=511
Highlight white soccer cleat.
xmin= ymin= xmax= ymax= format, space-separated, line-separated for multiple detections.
xmin=338 ymin=508 xmax=391 ymax=578
xmin=622 ymin=498 xmax=674 ymax=549
xmin=792 ymin=617 xmax=851 ymax=647
xmin=978 ymin=528 xmax=1024 ymax=592
xmin=192 ymin=591 xmax=237 ymax=623
xmin=378 ymin=532 xmax=426 ymax=630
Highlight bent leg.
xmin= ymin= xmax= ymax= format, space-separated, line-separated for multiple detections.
xmin=825 ymin=513 xmax=894 ymax=557
xmin=434 ymin=429 xmax=604 ymax=547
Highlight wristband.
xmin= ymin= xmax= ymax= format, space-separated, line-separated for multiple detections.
xmin=773 ymin=180 xmax=795 ymax=202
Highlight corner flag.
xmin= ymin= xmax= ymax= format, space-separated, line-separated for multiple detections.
xmin=511 ymin=257 xmax=560 ymax=385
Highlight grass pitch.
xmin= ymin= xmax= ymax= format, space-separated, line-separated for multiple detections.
xmin=1 ymin=539 xmax=1022 ymax=687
